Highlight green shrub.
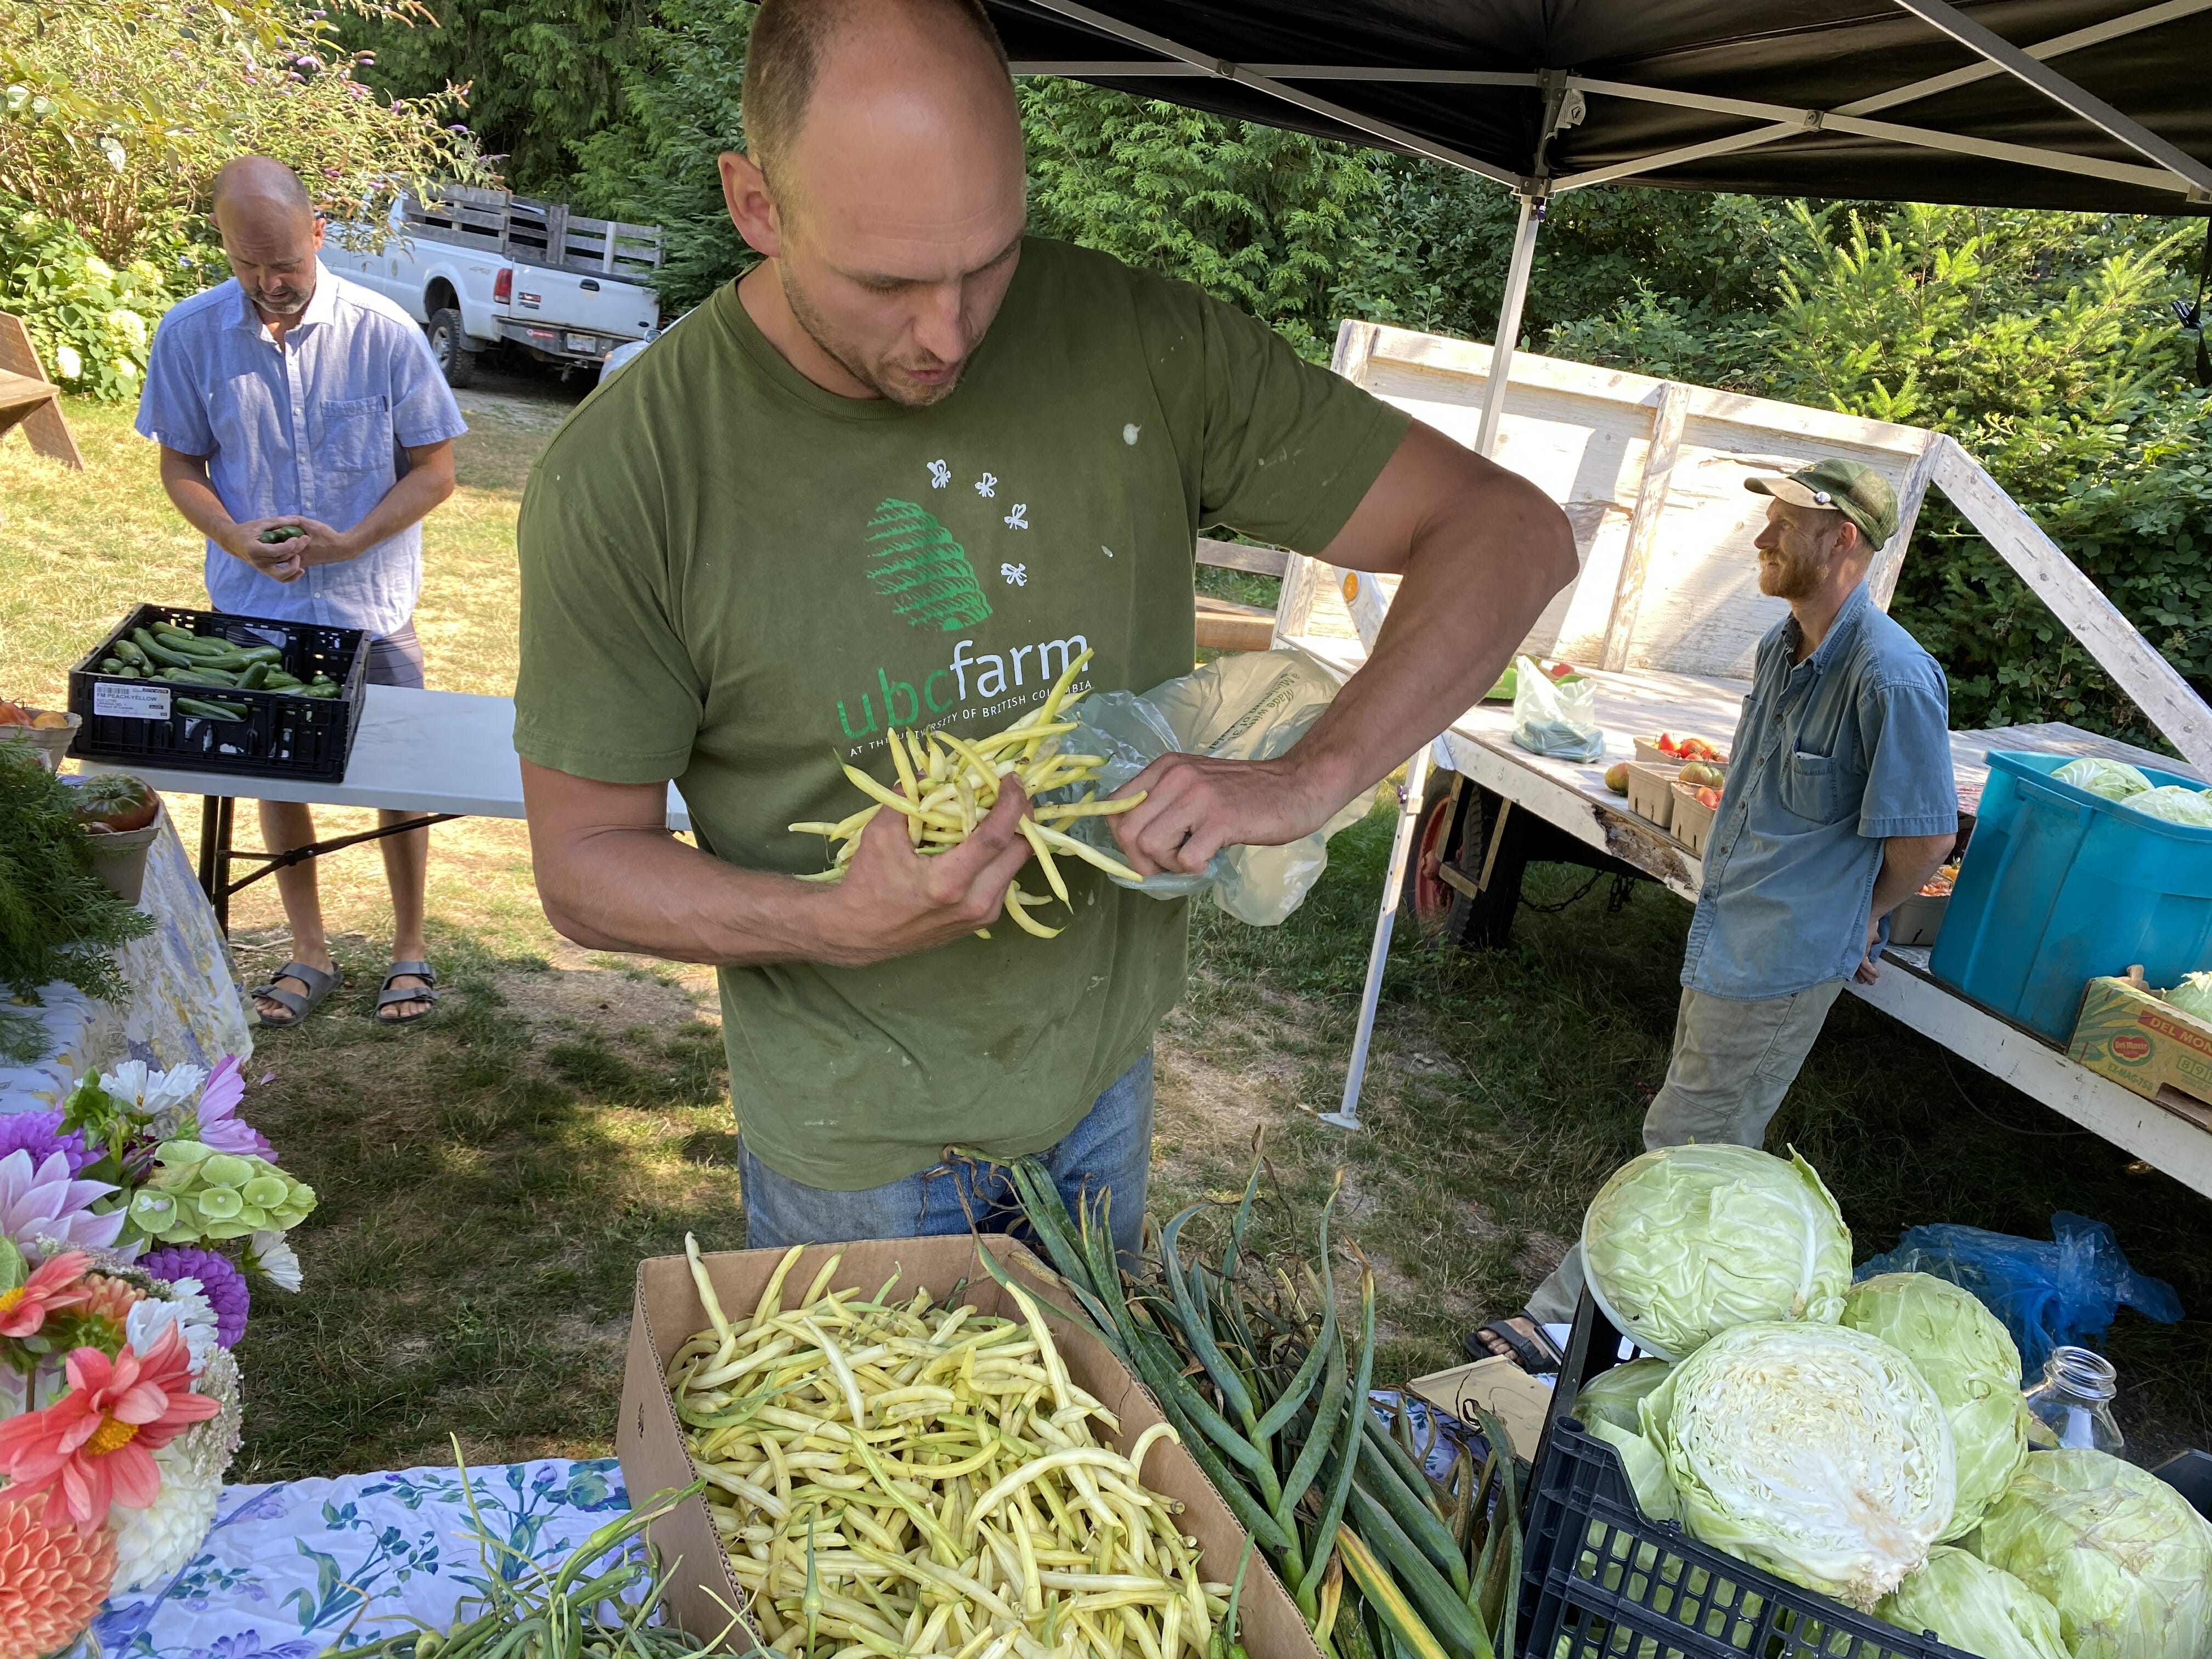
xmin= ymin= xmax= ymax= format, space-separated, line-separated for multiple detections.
xmin=0 ymin=205 xmax=195 ymax=399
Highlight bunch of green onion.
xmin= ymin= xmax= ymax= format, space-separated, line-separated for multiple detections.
xmin=983 ymin=1150 xmax=1523 ymax=1659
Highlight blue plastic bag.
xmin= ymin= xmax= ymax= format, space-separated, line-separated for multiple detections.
xmin=1857 ymin=1212 xmax=2183 ymax=1375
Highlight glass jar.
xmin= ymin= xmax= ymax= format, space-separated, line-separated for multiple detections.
xmin=2023 ymin=1344 xmax=2124 ymax=1454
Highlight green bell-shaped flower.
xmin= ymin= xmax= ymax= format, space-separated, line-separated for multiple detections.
xmin=199 ymin=1153 xmax=256 ymax=1188
xmin=196 ymin=1187 xmax=244 ymax=1221
xmin=241 ymin=1174 xmax=290 ymax=1210
xmin=129 ymin=1189 xmax=180 ymax=1228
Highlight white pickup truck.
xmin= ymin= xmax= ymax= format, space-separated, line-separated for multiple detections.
xmin=323 ymin=185 xmax=663 ymax=386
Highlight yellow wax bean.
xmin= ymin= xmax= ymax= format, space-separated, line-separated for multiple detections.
xmin=889 ymin=731 xmax=924 ymax=845
xmin=1017 ymin=819 xmax=1071 ymax=905
xmin=1028 ymin=821 xmax=1142 ymax=883
xmin=1005 ymin=883 xmax=1064 ymax=939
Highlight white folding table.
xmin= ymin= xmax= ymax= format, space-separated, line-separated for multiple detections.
xmin=78 ymin=685 xmax=692 ymax=930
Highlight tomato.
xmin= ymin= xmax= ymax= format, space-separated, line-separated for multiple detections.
xmin=0 ymin=701 xmax=29 ymax=726
xmin=72 ymin=772 xmax=160 ymax=834
xmin=1697 ymin=786 xmax=1723 ymax=809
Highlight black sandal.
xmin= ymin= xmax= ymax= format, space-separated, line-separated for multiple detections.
xmin=376 ymin=960 xmax=440 ymax=1026
xmin=1465 ymin=1312 xmax=1563 ymax=1375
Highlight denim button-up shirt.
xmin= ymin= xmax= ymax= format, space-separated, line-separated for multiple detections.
xmin=134 ymin=265 xmax=467 ymax=638
xmin=1683 ymin=583 xmax=1957 ymax=998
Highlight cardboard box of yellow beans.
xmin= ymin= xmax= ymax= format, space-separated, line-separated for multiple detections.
xmin=619 ymin=1235 xmax=1318 ymax=1659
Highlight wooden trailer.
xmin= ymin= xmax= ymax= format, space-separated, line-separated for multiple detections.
xmin=1267 ymin=319 xmax=2212 ymax=1200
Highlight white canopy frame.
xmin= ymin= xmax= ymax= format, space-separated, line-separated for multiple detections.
xmin=1014 ymin=0 xmax=2212 ymax=1128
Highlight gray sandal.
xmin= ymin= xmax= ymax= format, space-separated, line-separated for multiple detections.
xmin=252 ymin=961 xmax=343 ymax=1028
xmin=376 ymin=960 xmax=439 ymax=1025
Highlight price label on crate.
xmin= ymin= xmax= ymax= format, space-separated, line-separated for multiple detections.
xmin=94 ymin=682 xmax=173 ymax=721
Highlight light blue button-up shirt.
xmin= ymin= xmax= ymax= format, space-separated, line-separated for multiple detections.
xmin=134 ymin=264 xmax=467 ymax=639
xmin=1682 ymin=583 xmax=1958 ymax=999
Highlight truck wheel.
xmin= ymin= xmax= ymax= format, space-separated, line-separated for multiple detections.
xmin=427 ymin=308 xmax=478 ymax=387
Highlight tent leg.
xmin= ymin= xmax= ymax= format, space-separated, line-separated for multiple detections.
xmin=1474 ymin=192 xmax=1545 ymax=460
xmin=1324 ymin=194 xmax=1546 ymax=1133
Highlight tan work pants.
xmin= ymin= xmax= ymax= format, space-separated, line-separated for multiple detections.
xmin=1523 ymin=979 xmax=1846 ymax=1328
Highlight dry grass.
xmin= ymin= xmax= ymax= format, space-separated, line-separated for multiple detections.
xmin=4 ymin=380 xmax=2208 ymax=1480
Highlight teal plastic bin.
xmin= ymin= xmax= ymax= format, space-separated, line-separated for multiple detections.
xmin=1930 ymin=751 xmax=2212 ymax=1040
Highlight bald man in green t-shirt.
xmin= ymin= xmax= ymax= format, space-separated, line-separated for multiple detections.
xmin=514 ymin=0 xmax=1575 ymax=1250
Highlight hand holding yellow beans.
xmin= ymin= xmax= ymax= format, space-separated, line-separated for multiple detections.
xmin=670 ymin=1238 xmax=1229 ymax=1659
xmin=791 ymin=649 xmax=1144 ymax=941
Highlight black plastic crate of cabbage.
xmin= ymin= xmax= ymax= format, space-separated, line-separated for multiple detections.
xmin=67 ymin=604 xmax=370 ymax=782
xmin=1517 ymin=1294 xmax=1976 ymax=1659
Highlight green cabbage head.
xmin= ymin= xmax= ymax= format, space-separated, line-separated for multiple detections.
xmin=1582 ymin=1144 xmax=1852 ymax=1359
xmin=1571 ymin=1356 xmax=1674 ymax=1431
xmin=2052 ymin=758 xmax=2151 ymax=800
xmin=1641 ymin=1320 xmax=1956 ymax=1610
xmin=1841 ymin=1272 xmax=2031 ymax=1539
xmin=1572 ymin=1358 xmax=1680 ymax=1521
xmin=1973 ymin=1449 xmax=2212 ymax=1659
xmin=2125 ymin=785 xmax=2212 ymax=826
xmin=1878 ymin=1547 xmax=2070 ymax=1659
xmin=2165 ymin=971 xmax=2212 ymax=1023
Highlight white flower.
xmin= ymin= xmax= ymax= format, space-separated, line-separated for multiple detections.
xmin=99 ymin=1059 xmax=207 ymax=1122
xmin=105 ymin=308 xmax=147 ymax=347
xmin=53 ymin=343 xmax=82 ymax=380
xmin=246 ymin=1228 xmax=303 ymax=1291
xmin=128 ymin=1280 xmax=220 ymax=1375
xmin=112 ymin=1349 xmax=241 ymax=1592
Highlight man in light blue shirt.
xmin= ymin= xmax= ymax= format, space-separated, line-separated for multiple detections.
xmin=1477 ymin=459 xmax=1959 ymax=1369
xmin=136 ymin=156 xmax=468 ymax=1028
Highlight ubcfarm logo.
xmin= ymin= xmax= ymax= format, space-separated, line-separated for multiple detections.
xmin=833 ymin=632 xmax=1092 ymax=747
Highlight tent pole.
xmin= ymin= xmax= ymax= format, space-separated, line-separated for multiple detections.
xmin=1322 ymin=194 xmax=1547 ymax=1132
xmin=1475 ymin=192 xmax=1544 ymax=460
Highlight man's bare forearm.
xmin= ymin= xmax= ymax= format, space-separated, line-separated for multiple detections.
xmin=159 ymin=454 xmax=240 ymax=546
xmin=1870 ymin=832 xmax=1955 ymax=921
xmin=1294 ymin=468 xmax=1575 ymax=809
xmin=532 ymin=819 xmax=847 ymax=967
xmin=522 ymin=759 xmax=1034 ymax=970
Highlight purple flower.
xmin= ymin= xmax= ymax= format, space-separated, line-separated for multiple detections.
xmin=0 ymin=1148 xmax=124 ymax=1255
xmin=0 ymin=1110 xmax=93 ymax=1176
xmin=138 ymin=1245 xmax=250 ymax=1346
xmin=194 ymin=1056 xmax=275 ymax=1162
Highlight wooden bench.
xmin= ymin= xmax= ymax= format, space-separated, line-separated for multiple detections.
xmin=0 ymin=312 xmax=84 ymax=470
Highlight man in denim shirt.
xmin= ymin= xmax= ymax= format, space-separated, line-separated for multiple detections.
xmin=137 ymin=156 xmax=466 ymax=1028
xmin=1476 ymin=459 xmax=1959 ymax=1370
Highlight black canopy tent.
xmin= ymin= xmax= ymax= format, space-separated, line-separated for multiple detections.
xmin=986 ymin=0 xmax=2212 ymax=215
xmin=978 ymin=0 xmax=2212 ymax=1126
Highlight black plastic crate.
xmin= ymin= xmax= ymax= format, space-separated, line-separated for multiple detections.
xmin=1518 ymin=1293 xmax=1974 ymax=1659
xmin=67 ymin=604 xmax=370 ymax=783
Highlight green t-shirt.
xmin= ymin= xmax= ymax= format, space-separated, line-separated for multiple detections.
xmin=514 ymin=236 xmax=1406 ymax=1190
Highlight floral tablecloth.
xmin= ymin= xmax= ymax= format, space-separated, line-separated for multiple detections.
xmin=1 ymin=810 xmax=252 ymax=1113
xmin=91 ymin=1457 xmax=635 ymax=1657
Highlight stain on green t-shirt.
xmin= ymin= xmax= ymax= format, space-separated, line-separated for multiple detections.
xmin=514 ymin=236 xmax=1407 ymax=1190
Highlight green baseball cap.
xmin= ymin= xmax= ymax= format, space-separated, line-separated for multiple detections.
xmin=1746 ymin=458 xmax=1898 ymax=549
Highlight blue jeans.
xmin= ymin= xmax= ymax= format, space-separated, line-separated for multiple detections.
xmin=740 ymin=1051 xmax=1153 ymax=1260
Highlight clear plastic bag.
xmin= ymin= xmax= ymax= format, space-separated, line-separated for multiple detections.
xmin=1062 ymin=651 xmax=1370 ymax=926
xmin=1511 ymin=653 xmax=1604 ymax=763
xmin=1856 ymin=1212 xmax=2184 ymax=1375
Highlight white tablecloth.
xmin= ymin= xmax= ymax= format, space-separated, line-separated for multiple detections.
xmin=0 ymin=810 xmax=252 ymax=1111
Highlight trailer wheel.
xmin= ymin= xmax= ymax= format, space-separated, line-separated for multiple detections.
xmin=1400 ymin=770 xmax=1466 ymax=938
xmin=1424 ymin=787 xmax=1531 ymax=955
xmin=427 ymin=308 xmax=478 ymax=387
